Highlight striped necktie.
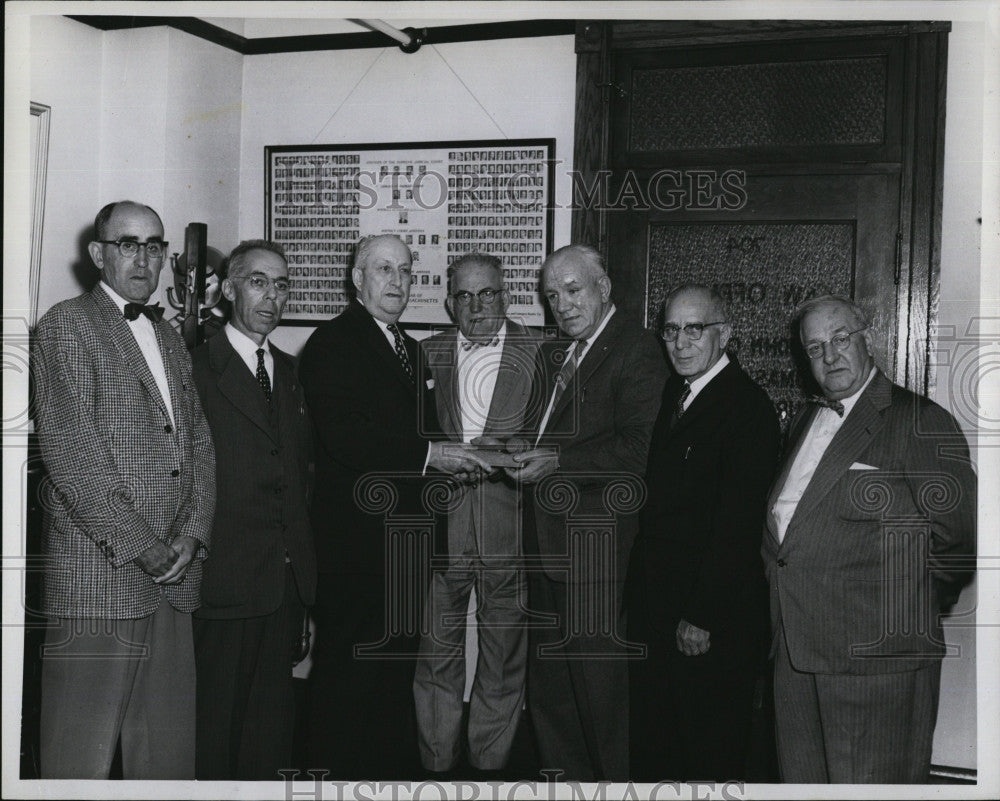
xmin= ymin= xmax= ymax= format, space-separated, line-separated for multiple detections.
xmin=387 ymin=323 xmax=414 ymax=383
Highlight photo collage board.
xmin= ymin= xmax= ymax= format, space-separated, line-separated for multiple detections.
xmin=265 ymin=139 xmax=555 ymax=326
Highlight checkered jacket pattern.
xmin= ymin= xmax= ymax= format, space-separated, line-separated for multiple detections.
xmin=32 ymin=285 xmax=215 ymax=618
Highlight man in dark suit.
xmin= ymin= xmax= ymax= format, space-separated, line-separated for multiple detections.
xmin=507 ymin=244 xmax=667 ymax=780
xmin=628 ymin=284 xmax=780 ymax=780
xmin=190 ymin=240 xmax=316 ymax=779
xmin=414 ymin=254 xmax=542 ymax=774
xmin=32 ymin=200 xmax=215 ymax=778
xmin=299 ymin=234 xmax=490 ymax=777
xmin=763 ymin=295 xmax=976 ymax=783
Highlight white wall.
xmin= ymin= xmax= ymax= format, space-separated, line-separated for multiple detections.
xmin=237 ymin=35 xmax=577 ymax=355
xmin=930 ymin=19 xmax=986 ymax=774
xmin=29 ymin=19 xmax=243 ymax=317
xmin=29 ymin=15 xmax=104 ymax=318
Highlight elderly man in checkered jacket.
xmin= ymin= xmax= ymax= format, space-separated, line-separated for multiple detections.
xmin=31 ymin=200 xmax=215 ymax=779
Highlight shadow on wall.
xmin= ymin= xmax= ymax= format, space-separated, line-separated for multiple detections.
xmin=71 ymin=225 xmax=99 ymax=292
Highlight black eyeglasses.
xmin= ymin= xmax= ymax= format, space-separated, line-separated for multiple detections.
xmin=96 ymin=239 xmax=168 ymax=260
xmin=450 ymin=288 xmax=503 ymax=306
xmin=803 ymin=327 xmax=867 ymax=359
xmin=661 ymin=322 xmax=726 ymax=342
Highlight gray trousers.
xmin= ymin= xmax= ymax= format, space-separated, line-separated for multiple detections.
xmin=413 ymin=563 xmax=527 ymax=771
xmin=40 ymin=597 xmax=196 ymax=779
xmin=774 ymin=628 xmax=941 ymax=783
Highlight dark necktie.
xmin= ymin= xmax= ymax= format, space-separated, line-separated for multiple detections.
xmin=256 ymin=347 xmax=272 ymax=403
xmin=123 ymin=302 xmax=164 ymax=322
xmin=675 ymin=381 xmax=692 ymax=419
xmin=808 ymin=394 xmax=845 ymax=417
xmin=549 ymin=340 xmax=587 ymax=412
xmin=387 ymin=323 xmax=414 ymax=383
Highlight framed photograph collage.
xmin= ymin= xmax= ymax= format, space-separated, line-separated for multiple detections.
xmin=265 ymin=138 xmax=555 ymax=327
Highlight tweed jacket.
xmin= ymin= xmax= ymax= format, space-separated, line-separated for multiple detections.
xmin=32 ymin=284 xmax=215 ymax=618
xmin=762 ymin=371 xmax=976 ymax=674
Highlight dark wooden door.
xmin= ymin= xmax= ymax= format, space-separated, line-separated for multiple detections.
xmin=573 ymin=21 xmax=949 ymax=413
xmin=607 ymin=169 xmax=900 ymax=425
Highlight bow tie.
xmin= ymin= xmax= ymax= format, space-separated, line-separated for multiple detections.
xmin=123 ymin=302 xmax=164 ymax=322
xmin=808 ymin=395 xmax=845 ymax=417
xmin=461 ymin=336 xmax=500 ymax=351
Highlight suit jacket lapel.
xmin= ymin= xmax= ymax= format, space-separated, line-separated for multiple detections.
xmin=352 ymin=302 xmax=415 ymax=394
xmin=550 ymin=313 xmax=620 ymax=424
xmin=784 ymin=372 xmax=890 ymax=535
xmin=92 ymin=286 xmax=173 ymax=423
xmin=485 ymin=320 xmax=528 ymax=433
xmin=426 ymin=331 xmax=462 ymax=439
xmin=210 ymin=331 xmax=277 ymax=443
xmin=668 ymin=358 xmax=738 ymax=437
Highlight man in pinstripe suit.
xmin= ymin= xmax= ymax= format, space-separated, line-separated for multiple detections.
xmin=762 ymin=295 xmax=975 ymax=783
xmin=32 ymin=201 xmax=216 ymax=778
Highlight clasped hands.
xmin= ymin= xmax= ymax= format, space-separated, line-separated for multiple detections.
xmin=427 ymin=436 xmax=559 ymax=485
xmin=133 ymin=535 xmax=200 ymax=584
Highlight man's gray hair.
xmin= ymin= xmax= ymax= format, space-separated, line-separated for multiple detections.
xmin=663 ymin=283 xmax=729 ymax=324
xmin=794 ymin=294 xmax=871 ymax=334
xmin=543 ymin=244 xmax=608 ymax=280
xmin=448 ymin=252 xmax=504 ymax=293
xmin=226 ymin=239 xmax=287 ymax=279
xmin=353 ymin=234 xmax=410 ymax=272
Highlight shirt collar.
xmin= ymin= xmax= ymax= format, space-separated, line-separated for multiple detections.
xmin=225 ymin=322 xmax=269 ymax=361
xmin=686 ymin=352 xmax=730 ymax=399
xmin=574 ymin=304 xmax=616 ymax=358
xmin=99 ymin=281 xmax=135 ymax=314
xmin=833 ymin=366 xmax=878 ymax=419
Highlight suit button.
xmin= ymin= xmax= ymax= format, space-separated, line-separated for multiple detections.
xmin=777 ymin=559 xmax=787 ymax=568
xmin=164 ymin=425 xmax=173 ymax=434
xmin=274 ymin=487 xmax=283 ymax=495
xmin=171 ymin=469 xmax=180 ymax=477
xmin=271 ymin=449 xmax=279 ymax=456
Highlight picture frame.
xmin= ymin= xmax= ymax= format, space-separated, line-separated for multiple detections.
xmin=265 ymin=138 xmax=555 ymax=327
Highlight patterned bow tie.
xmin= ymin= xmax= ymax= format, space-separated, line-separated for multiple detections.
xmin=461 ymin=336 xmax=500 ymax=351
xmin=123 ymin=302 xmax=164 ymax=322
xmin=808 ymin=395 xmax=845 ymax=417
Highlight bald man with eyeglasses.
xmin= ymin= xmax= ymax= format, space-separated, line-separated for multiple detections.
xmin=628 ymin=283 xmax=780 ymax=781
xmin=762 ymin=294 xmax=975 ymax=783
xmin=32 ymin=200 xmax=215 ymax=778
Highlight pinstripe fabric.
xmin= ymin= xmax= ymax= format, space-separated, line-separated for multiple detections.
xmin=774 ymin=627 xmax=941 ymax=783
xmin=32 ymin=285 xmax=216 ymax=618
xmin=762 ymin=371 xmax=974 ymax=782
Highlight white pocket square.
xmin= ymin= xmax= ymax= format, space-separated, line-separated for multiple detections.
xmin=849 ymin=462 xmax=879 ymax=470
xmin=426 ymin=378 xmax=435 ymax=389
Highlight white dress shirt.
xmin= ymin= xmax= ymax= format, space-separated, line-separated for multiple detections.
xmin=536 ymin=305 xmax=616 ymax=443
xmin=680 ymin=353 xmax=730 ymax=413
xmin=99 ymin=282 xmax=174 ymax=426
xmin=772 ymin=367 xmax=877 ymax=541
xmin=456 ymin=324 xmax=507 ymax=442
xmin=225 ymin=322 xmax=274 ymax=384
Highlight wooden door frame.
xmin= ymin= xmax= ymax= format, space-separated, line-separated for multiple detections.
xmin=571 ymin=20 xmax=950 ymax=397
